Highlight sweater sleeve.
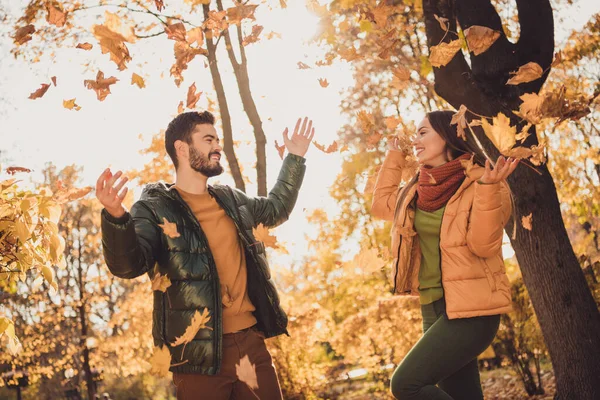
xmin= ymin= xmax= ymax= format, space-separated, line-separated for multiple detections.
xmin=371 ymin=150 xmax=408 ymax=221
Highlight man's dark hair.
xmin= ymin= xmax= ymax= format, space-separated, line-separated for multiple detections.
xmin=165 ymin=111 xmax=215 ymax=169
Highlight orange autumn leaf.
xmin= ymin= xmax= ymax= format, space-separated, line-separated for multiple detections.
xmin=450 ymin=104 xmax=468 ymax=140
xmin=518 ymin=92 xmax=545 ymax=124
xmin=63 ymin=99 xmax=81 ymax=111
xmin=92 ymin=24 xmax=132 ymax=71
xmin=28 ymin=83 xmax=50 ymax=100
xmin=186 ymin=27 xmax=204 ymax=47
xmin=84 ymin=71 xmax=118 ymax=101
xmin=434 ymin=14 xmax=449 ymax=31
xmin=66 ymin=186 xmax=93 ymax=201
xmin=460 ymin=154 xmax=476 ymax=177
xmin=165 ymin=22 xmax=187 ymax=42
xmin=46 ymin=3 xmax=67 ymax=27
xmin=131 ymin=73 xmax=145 ymax=88
xmin=242 ymin=25 xmax=263 ymax=46
xmin=356 ymin=110 xmax=375 ymax=133
xmin=177 ymin=101 xmax=184 ymax=114
xmin=522 ymin=213 xmax=533 ymax=231
xmin=171 ymin=41 xmax=207 ymax=87
xmin=76 ymin=42 xmax=93 ymax=50
xmin=318 ymin=78 xmax=329 ymax=87
xmin=186 ymin=83 xmax=202 ymax=109
xmin=297 ymin=61 xmax=311 ymax=69
xmin=429 ymin=39 xmax=462 ymax=68
xmin=372 ymin=3 xmax=393 ymax=27
xmin=464 ymin=25 xmax=500 ymax=56
xmin=171 ymin=308 xmax=212 ymax=347
xmin=14 ymin=25 xmax=35 ymax=45
xmin=5 ymin=167 xmax=31 ymax=175
xmin=151 ymin=273 xmax=172 ymax=292
xmin=154 ymin=0 xmax=164 ymax=12
xmin=392 ymin=67 xmax=411 ymax=81
xmin=274 ymin=140 xmax=285 ymax=160
xmin=252 ymin=224 xmax=278 ymax=249
xmin=385 ymin=116 xmax=401 ymax=131
xmin=227 ymin=4 xmax=258 ymax=25
xmin=158 ymin=218 xmax=180 ymax=238
xmin=236 ymin=355 xmax=259 ymax=390
xmin=149 ymin=345 xmax=171 ymax=377
xmin=51 ymin=76 xmax=57 ymax=86
xmin=480 ymin=112 xmax=516 ymax=155
xmin=515 ymin=123 xmax=533 ymax=143
xmin=506 ymin=62 xmax=543 ymax=85
xmin=313 ymin=140 xmax=339 ymax=154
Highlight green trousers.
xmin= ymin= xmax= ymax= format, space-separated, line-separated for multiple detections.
xmin=390 ymin=298 xmax=500 ymax=399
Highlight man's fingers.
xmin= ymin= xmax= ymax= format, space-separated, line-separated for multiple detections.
xmin=308 ymin=127 xmax=315 ymax=142
xmin=106 ymin=170 xmax=123 ymax=190
xmin=293 ymin=118 xmax=301 ymax=136
xmin=305 ymin=120 xmax=313 ymax=137
xmin=112 ymin=176 xmax=129 ymax=196
xmin=96 ymin=168 xmax=110 ymax=195
xmin=117 ymin=187 xmax=128 ymax=201
xmin=299 ymin=117 xmax=308 ymax=135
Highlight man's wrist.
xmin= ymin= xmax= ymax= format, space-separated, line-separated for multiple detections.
xmin=105 ymin=206 xmax=126 ymax=219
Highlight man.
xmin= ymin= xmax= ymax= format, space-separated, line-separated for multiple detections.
xmin=96 ymin=111 xmax=314 ymax=399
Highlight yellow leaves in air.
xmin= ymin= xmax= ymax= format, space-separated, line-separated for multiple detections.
xmin=171 ymin=308 xmax=212 ymax=349
xmin=165 ymin=22 xmax=187 ymax=42
xmin=186 ymin=82 xmax=202 ymax=109
xmin=297 ymin=62 xmax=311 ymax=69
xmin=313 ymin=140 xmax=339 ymax=154
xmin=506 ymin=62 xmax=543 ymax=85
xmin=481 ymin=112 xmax=516 ymax=155
xmin=385 ymin=116 xmax=401 ymax=131
xmin=63 ymin=99 xmax=81 ymax=111
xmin=168 ymin=23 xmax=208 ymax=87
xmin=28 ymin=83 xmax=50 ymax=100
xmin=253 ymin=224 xmax=278 ymax=249
xmin=372 ymin=3 xmax=393 ymax=27
xmin=151 ymin=273 xmax=172 ymax=293
xmin=84 ymin=71 xmax=118 ymax=101
xmin=464 ymin=26 xmax=500 ymax=56
xmin=149 ymin=345 xmax=172 ymax=377
xmin=357 ymin=110 xmax=375 ymax=133
xmin=92 ymin=24 xmax=132 ymax=71
xmin=46 ymin=3 xmax=67 ymax=28
xmin=226 ymin=4 xmax=259 ymax=25
xmin=154 ymin=0 xmax=164 ymax=12
xmin=242 ymin=25 xmax=264 ymax=46
xmin=518 ymin=93 xmax=545 ymax=124
xmin=521 ymin=213 xmax=533 ymax=231
xmin=131 ymin=73 xmax=145 ymax=88
xmin=14 ymin=25 xmax=35 ymax=45
xmin=158 ymin=218 xmax=180 ymax=239
xmin=274 ymin=140 xmax=286 ymax=160
xmin=318 ymin=78 xmax=329 ymax=88
xmin=429 ymin=39 xmax=462 ymax=68
xmin=451 ymin=105 xmax=469 ymax=141
xmin=76 ymin=42 xmax=93 ymax=50
xmin=0 ymin=317 xmax=20 ymax=355
xmin=236 ymin=355 xmax=259 ymax=390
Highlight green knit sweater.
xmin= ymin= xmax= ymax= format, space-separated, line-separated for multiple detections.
xmin=414 ymin=206 xmax=445 ymax=305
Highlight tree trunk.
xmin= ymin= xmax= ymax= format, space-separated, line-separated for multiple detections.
xmin=76 ymin=226 xmax=95 ymax=400
xmin=202 ymin=4 xmax=246 ymax=193
xmin=422 ymin=0 xmax=600 ymax=398
xmin=216 ymin=0 xmax=268 ymax=196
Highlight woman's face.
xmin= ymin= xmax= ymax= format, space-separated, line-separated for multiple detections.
xmin=412 ymin=117 xmax=450 ymax=167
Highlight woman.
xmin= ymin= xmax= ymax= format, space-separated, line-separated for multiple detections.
xmin=371 ymin=110 xmax=518 ymax=400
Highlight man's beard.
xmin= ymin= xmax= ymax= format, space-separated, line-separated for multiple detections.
xmin=188 ymin=146 xmax=224 ymax=177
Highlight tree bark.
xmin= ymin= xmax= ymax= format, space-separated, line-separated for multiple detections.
xmin=202 ymin=4 xmax=246 ymax=193
xmin=216 ymin=0 xmax=268 ymax=196
xmin=422 ymin=0 xmax=600 ymax=398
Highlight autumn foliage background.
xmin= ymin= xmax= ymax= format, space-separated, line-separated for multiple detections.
xmin=1 ymin=0 xmax=599 ymax=399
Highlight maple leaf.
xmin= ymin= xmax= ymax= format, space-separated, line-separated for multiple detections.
xmin=464 ymin=25 xmax=500 ymax=56
xmin=28 ymin=83 xmax=50 ymax=100
xmin=151 ymin=273 xmax=172 ymax=292
xmin=242 ymin=25 xmax=263 ymax=46
xmin=158 ymin=218 xmax=180 ymax=238
xmin=186 ymin=83 xmax=202 ymax=109
xmin=204 ymin=10 xmax=229 ymax=37
xmin=274 ymin=140 xmax=285 ymax=160
xmin=186 ymin=27 xmax=204 ymax=47
xmin=318 ymin=78 xmax=329 ymax=88
xmin=177 ymin=101 xmax=184 ymax=114
xmin=63 ymin=99 xmax=81 ymax=111
xmin=518 ymin=93 xmax=544 ymax=124
xmin=279 ymin=0 xmax=287 ymax=8
xmin=551 ymin=50 xmax=562 ymax=67
xmin=171 ymin=308 xmax=212 ymax=347
xmin=434 ymin=14 xmax=449 ymax=31
xmin=385 ymin=116 xmax=401 ymax=131
xmin=154 ymin=0 xmax=164 ymax=12
xmin=253 ymin=224 xmax=278 ymax=249
xmin=521 ymin=213 xmax=533 ymax=231
xmin=357 ymin=110 xmax=375 ymax=133
xmin=171 ymin=42 xmax=207 ymax=87
xmin=131 ymin=73 xmax=145 ymax=88
xmin=515 ymin=123 xmax=532 ymax=142
xmin=313 ymin=140 xmax=339 ymax=154
xmin=393 ymin=67 xmax=411 ymax=81
xmin=339 ymin=46 xmax=360 ymax=62
xmin=506 ymin=146 xmax=532 ymax=160
xmin=67 ymin=186 xmax=93 ymax=201
xmin=460 ymin=154 xmax=476 ymax=177
xmin=429 ymin=39 xmax=462 ymax=68
xmin=450 ymin=105 xmax=468 ymax=140
xmin=84 ymin=71 xmax=119 ymax=101
xmin=92 ymin=24 xmax=132 ymax=70
xmin=227 ymin=4 xmax=258 ymax=25
xmin=506 ymin=62 xmax=543 ymax=85
xmin=14 ymin=25 xmax=35 ymax=45
xmin=236 ymin=355 xmax=259 ymax=390
xmin=46 ymin=3 xmax=67 ymax=27
xmin=530 ymin=144 xmax=546 ymax=166
xmin=76 ymin=42 xmax=93 ymax=50
xmin=149 ymin=345 xmax=171 ymax=377
xmin=480 ymin=113 xmax=516 ymax=155
xmin=165 ymin=22 xmax=187 ymax=42
xmin=372 ymin=3 xmax=393 ymax=27
xmin=297 ymin=61 xmax=311 ymax=69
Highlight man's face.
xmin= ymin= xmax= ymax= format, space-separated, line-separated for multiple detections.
xmin=184 ymin=124 xmax=224 ymax=177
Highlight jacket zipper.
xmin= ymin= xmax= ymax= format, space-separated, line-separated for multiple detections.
xmin=169 ymin=188 xmax=223 ymax=374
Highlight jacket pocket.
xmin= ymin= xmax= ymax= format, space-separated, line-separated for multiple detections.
xmin=483 ymin=259 xmax=497 ymax=292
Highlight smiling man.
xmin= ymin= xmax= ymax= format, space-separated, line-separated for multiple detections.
xmin=96 ymin=111 xmax=314 ymax=399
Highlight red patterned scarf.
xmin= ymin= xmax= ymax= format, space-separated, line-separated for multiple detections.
xmin=416 ymin=154 xmax=471 ymax=212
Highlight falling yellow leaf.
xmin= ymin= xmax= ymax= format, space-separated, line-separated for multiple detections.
xmin=506 ymin=62 xmax=543 ymax=85
xmin=152 ymin=273 xmax=172 ymax=292
xmin=506 ymin=146 xmax=532 ymax=160
xmin=429 ymin=39 xmax=462 ymax=68
xmin=434 ymin=14 xmax=449 ymax=31
xmin=46 ymin=3 xmax=67 ymax=27
xmin=318 ymin=78 xmax=329 ymax=87
xmin=551 ymin=51 xmax=562 ymax=67
xmin=186 ymin=83 xmax=202 ymax=109
xmin=450 ymin=104 xmax=468 ymax=140
xmin=177 ymin=101 xmax=184 ymax=114
xmin=297 ymin=61 xmax=311 ymax=69
xmin=66 ymin=186 xmax=93 ymax=201
xmin=131 ymin=73 xmax=146 ymax=88
xmin=165 ymin=22 xmax=187 ymax=42
xmin=14 ymin=25 xmax=35 ymax=45
xmin=51 ymin=76 xmax=57 ymax=86
xmin=29 ymin=83 xmax=50 ymax=100
xmin=274 ymin=140 xmax=285 ymax=160
xmin=76 ymin=42 xmax=93 ymax=50
xmin=149 ymin=345 xmax=172 ymax=376
xmin=63 ymin=99 xmax=81 ymax=111
xmin=84 ymin=71 xmax=119 ymax=101
xmin=372 ymin=4 xmax=393 ymax=27
xmin=171 ymin=308 xmax=212 ymax=347
xmin=186 ymin=27 xmax=204 ymax=47
xmin=313 ymin=140 xmax=339 ymax=154
xmin=236 ymin=355 xmax=259 ymax=390
xmin=518 ymin=93 xmax=544 ymax=124
xmin=385 ymin=116 xmax=401 ymax=131
xmin=226 ymin=4 xmax=259 ymax=25
xmin=460 ymin=154 xmax=476 ymax=177
xmin=159 ymin=218 xmax=180 ymax=238
xmin=253 ymin=224 xmax=278 ymax=249
xmin=530 ymin=144 xmax=546 ymax=166
xmin=464 ymin=25 xmax=500 ymax=56
xmin=521 ymin=213 xmax=533 ymax=231
xmin=242 ymin=25 xmax=263 ymax=46
xmin=392 ymin=67 xmax=411 ymax=81
xmin=480 ymin=113 xmax=516 ymax=155
xmin=279 ymin=0 xmax=287 ymax=8
xmin=92 ymin=24 xmax=132 ymax=71
xmin=515 ymin=123 xmax=532 ymax=142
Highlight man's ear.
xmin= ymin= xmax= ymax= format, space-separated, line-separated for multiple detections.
xmin=175 ymin=140 xmax=188 ymax=162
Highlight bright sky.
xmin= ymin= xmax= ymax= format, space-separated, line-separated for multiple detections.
xmin=0 ymin=0 xmax=598 ymax=267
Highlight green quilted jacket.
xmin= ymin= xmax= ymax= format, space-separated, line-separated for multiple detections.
xmin=100 ymin=153 xmax=306 ymax=374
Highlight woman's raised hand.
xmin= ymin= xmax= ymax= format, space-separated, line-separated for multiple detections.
xmin=479 ymin=156 xmax=519 ymax=184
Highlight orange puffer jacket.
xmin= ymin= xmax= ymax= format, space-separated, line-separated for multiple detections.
xmin=371 ymin=151 xmax=513 ymax=319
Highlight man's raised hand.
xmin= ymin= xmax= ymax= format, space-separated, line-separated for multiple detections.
xmin=96 ymin=168 xmax=128 ymax=218
xmin=283 ymin=117 xmax=315 ymax=158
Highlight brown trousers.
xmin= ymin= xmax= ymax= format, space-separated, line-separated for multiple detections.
xmin=173 ymin=326 xmax=283 ymax=400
